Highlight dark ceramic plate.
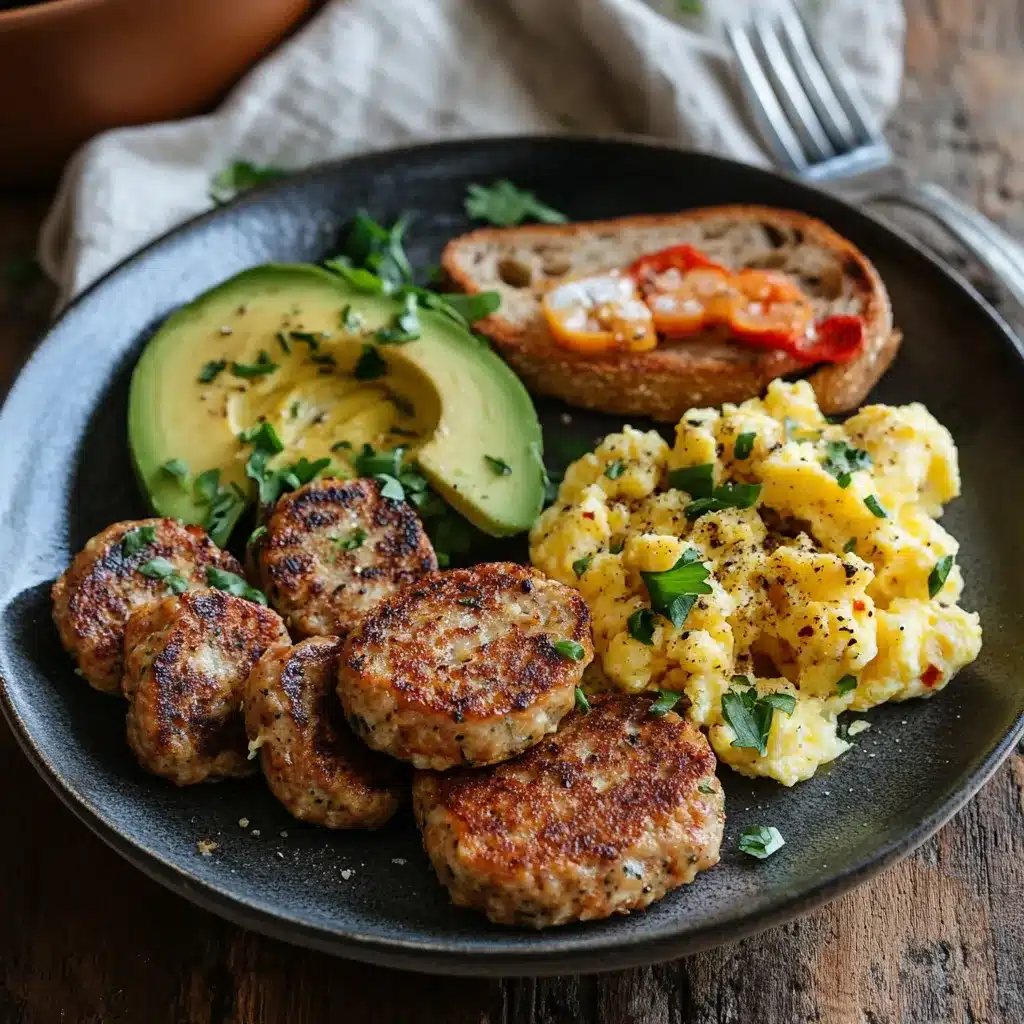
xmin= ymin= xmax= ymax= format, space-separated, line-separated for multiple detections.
xmin=1 ymin=138 xmax=1022 ymax=977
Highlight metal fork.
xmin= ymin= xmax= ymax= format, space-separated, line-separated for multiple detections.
xmin=726 ymin=5 xmax=1024 ymax=310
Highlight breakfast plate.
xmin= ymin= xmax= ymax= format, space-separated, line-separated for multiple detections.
xmin=2 ymin=137 xmax=1023 ymax=975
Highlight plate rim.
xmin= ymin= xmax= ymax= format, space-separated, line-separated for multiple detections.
xmin=2 ymin=134 xmax=1022 ymax=976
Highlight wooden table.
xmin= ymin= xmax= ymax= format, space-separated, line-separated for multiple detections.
xmin=2 ymin=2 xmax=1023 ymax=1021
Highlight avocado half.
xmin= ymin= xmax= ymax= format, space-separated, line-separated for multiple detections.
xmin=128 ymin=264 xmax=545 ymax=538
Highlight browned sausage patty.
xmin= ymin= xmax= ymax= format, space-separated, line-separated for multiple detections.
xmin=337 ymin=563 xmax=593 ymax=770
xmin=51 ymin=518 xmax=243 ymax=694
xmin=123 ymin=588 xmax=289 ymax=786
xmin=244 ymin=636 xmax=405 ymax=828
xmin=414 ymin=693 xmax=725 ymax=927
xmin=257 ymin=477 xmax=438 ymax=639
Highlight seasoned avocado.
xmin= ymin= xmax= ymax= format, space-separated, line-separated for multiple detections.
xmin=128 ymin=264 xmax=545 ymax=539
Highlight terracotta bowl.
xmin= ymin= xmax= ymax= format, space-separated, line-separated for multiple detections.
xmin=0 ymin=0 xmax=320 ymax=187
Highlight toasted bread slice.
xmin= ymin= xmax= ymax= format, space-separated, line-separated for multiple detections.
xmin=442 ymin=205 xmax=899 ymax=420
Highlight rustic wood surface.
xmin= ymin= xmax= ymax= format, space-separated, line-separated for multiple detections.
xmin=2 ymin=2 xmax=1023 ymax=1021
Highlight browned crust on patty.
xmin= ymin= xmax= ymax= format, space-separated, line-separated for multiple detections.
xmin=245 ymin=637 xmax=406 ymax=828
xmin=413 ymin=692 xmax=725 ymax=927
xmin=51 ymin=518 xmax=243 ymax=694
xmin=442 ymin=205 xmax=898 ymax=419
xmin=337 ymin=563 xmax=593 ymax=769
xmin=122 ymin=588 xmax=289 ymax=785
xmin=257 ymin=477 xmax=437 ymax=639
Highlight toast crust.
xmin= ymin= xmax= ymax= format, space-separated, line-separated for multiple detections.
xmin=442 ymin=205 xmax=898 ymax=419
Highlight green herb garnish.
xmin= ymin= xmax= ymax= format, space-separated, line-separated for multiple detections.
xmin=698 ymin=782 xmax=715 ymax=794
xmin=205 ymin=566 xmax=268 ymax=606
xmin=864 ymin=495 xmax=888 ymax=518
xmin=572 ymin=554 xmax=593 ymax=578
xmin=209 ymin=161 xmax=286 ymax=205
xmin=340 ymin=305 xmax=364 ymax=332
xmin=667 ymin=463 xmax=714 ymax=498
xmin=376 ymin=292 xmax=422 ymax=344
xmin=485 ymin=455 xmax=512 ymax=476
xmin=574 ymin=687 xmax=592 ymax=713
xmin=354 ymin=444 xmax=405 ymax=478
xmin=738 ymin=825 xmax=785 ymax=860
xmin=433 ymin=290 xmax=501 ymax=327
xmin=139 ymin=557 xmax=189 ymax=595
xmin=551 ymin=638 xmax=586 ymax=661
xmin=822 ymin=441 xmax=872 ymax=488
xmin=457 ymin=597 xmax=482 ymax=608
xmin=247 ymin=525 xmax=268 ymax=550
xmin=648 ymin=689 xmax=682 ymax=717
xmin=161 ymin=459 xmax=189 ymax=487
xmin=928 ymin=555 xmax=954 ymax=598
xmin=333 ymin=528 xmax=367 ymax=552
xmin=230 ymin=351 xmax=278 ymax=379
xmin=121 ymin=525 xmax=157 ymax=557
xmin=685 ymin=482 xmax=762 ymax=520
xmin=627 ymin=608 xmax=656 ymax=645
xmin=276 ymin=331 xmax=291 ymax=354
xmin=720 ymin=685 xmax=796 ymax=756
xmin=843 ymin=537 xmax=857 ymax=554
xmin=238 ymin=421 xmax=284 ymax=453
xmin=640 ymin=550 xmax=712 ymax=628
xmin=836 ymin=674 xmax=857 ymax=696
xmin=464 ymin=180 xmax=567 ymax=227
xmin=354 ymin=345 xmax=387 ymax=381
xmin=376 ymin=474 xmax=405 ymax=501
xmin=198 ymin=360 xmax=226 ymax=384
xmin=734 ymin=432 xmax=756 ymax=460
xmin=604 ymin=460 xmax=626 ymax=480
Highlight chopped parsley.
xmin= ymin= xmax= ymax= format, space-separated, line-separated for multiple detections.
xmin=627 ymin=608 xmax=656 ymax=645
xmin=572 ymin=555 xmax=593 ymax=578
xmin=276 ymin=331 xmax=291 ymax=354
xmin=376 ymin=474 xmax=405 ymax=501
xmin=738 ymin=824 xmax=785 ymax=860
xmin=354 ymin=444 xmax=405 ymax=478
xmin=464 ymin=180 xmax=567 ymax=227
xmin=247 ymin=525 xmax=268 ymax=551
xmin=648 ymin=689 xmax=682 ymax=717
xmin=697 ymin=782 xmax=715 ymax=794
xmin=836 ymin=674 xmax=858 ymax=696
xmin=230 ymin=350 xmax=278 ymax=379
xmin=340 ymin=305 xmax=364 ymax=333
xmin=640 ymin=550 xmax=712 ymax=628
xmin=685 ymin=482 xmax=762 ymax=520
xmin=209 ymin=161 xmax=286 ymax=204
xmin=433 ymin=290 xmax=501 ymax=326
xmin=198 ymin=360 xmax=226 ymax=384
xmin=720 ymin=684 xmax=796 ymax=756
xmin=376 ymin=292 xmax=421 ymax=344
xmin=139 ymin=557 xmax=189 ymax=594
xmin=609 ymin=540 xmax=625 ymax=555
xmin=205 ymin=566 xmax=268 ymax=606
xmin=333 ymin=528 xmax=367 ymax=552
xmin=192 ymin=468 xmax=245 ymax=546
xmin=354 ymin=344 xmax=387 ymax=381
xmin=574 ymin=687 xmax=592 ymax=714
xmin=551 ymin=638 xmax=586 ymax=662
xmin=331 ymin=440 xmax=353 ymax=452
xmin=485 ymin=454 xmax=512 ymax=476
xmin=310 ymin=352 xmax=337 ymax=367
xmin=161 ymin=459 xmax=189 ymax=487
xmin=604 ymin=460 xmax=626 ymax=480
xmin=822 ymin=440 xmax=872 ymax=488
xmin=843 ymin=537 xmax=857 ymax=554
xmin=667 ymin=463 xmax=714 ymax=497
xmin=864 ymin=495 xmax=888 ymax=519
xmin=289 ymin=330 xmax=321 ymax=350
xmin=121 ymin=525 xmax=157 ymax=557
xmin=341 ymin=212 xmax=412 ymax=291
xmin=457 ymin=597 xmax=482 ymax=608
xmin=238 ymin=421 xmax=284 ymax=453
xmin=734 ymin=432 xmax=756 ymax=460
xmin=929 ymin=555 xmax=954 ymax=598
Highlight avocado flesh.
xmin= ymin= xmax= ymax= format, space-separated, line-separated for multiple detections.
xmin=128 ymin=264 xmax=545 ymax=538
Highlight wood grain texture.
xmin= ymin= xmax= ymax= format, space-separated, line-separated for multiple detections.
xmin=2 ymin=2 xmax=1024 ymax=1021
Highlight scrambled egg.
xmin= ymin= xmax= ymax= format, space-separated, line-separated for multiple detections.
xmin=530 ymin=381 xmax=982 ymax=786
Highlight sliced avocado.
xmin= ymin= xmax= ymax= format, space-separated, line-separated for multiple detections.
xmin=128 ymin=264 xmax=545 ymax=539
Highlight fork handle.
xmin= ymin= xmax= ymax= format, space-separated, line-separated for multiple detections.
xmin=879 ymin=180 xmax=1024 ymax=311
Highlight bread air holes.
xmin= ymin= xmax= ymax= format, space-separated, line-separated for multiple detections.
xmin=497 ymin=256 xmax=533 ymax=288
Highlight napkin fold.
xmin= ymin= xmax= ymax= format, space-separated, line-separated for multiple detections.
xmin=39 ymin=0 xmax=904 ymax=305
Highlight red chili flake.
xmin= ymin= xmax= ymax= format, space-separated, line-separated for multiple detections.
xmin=582 ymin=511 xmax=595 ymax=520
xmin=921 ymin=664 xmax=942 ymax=687
xmin=853 ymin=600 xmax=866 ymax=611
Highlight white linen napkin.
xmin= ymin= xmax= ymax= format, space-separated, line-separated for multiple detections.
xmin=39 ymin=0 xmax=904 ymax=306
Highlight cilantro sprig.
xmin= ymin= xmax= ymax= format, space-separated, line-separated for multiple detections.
xmin=640 ymin=550 xmax=712 ymax=628
xmin=205 ymin=567 xmax=268 ymax=606
xmin=667 ymin=462 xmax=761 ymax=519
xmin=720 ymin=683 xmax=796 ymax=756
xmin=464 ymin=180 xmax=567 ymax=227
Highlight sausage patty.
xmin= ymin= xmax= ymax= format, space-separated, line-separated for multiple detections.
xmin=257 ymin=477 xmax=438 ymax=639
xmin=51 ymin=518 xmax=243 ymax=694
xmin=413 ymin=692 xmax=725 ymax=928
xmin=245 ymin=636 xmax=405 ymax=828
xmin=337 ymin=562 xmax=593 ymax=770
xmin=123 ymin=588 xmax=289 ymax=785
